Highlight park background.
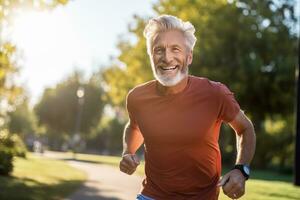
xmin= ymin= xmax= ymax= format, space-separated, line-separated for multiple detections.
xmin=0 ymin=0 xmax=299 ymax=199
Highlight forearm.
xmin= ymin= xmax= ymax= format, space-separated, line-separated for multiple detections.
xmin=122 ymin=121 xmax=144 ymax=155
xmin=235 ymin=123 xmax=256 ymax=165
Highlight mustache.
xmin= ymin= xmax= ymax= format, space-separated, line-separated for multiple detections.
xmin=157 ymin=63 xmax=177 ymax=66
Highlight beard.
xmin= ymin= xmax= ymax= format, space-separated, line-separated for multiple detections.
xmin=151 ymin=60 xmax=189 ymax=87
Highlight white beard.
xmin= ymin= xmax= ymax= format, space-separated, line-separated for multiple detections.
xmin=151 ymin=60 xmax=188 ymax=87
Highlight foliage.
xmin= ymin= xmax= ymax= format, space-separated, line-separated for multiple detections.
xmin=101 ymin=0 xmax=298 ymax=170
xmin=0 ymin=129 xmax=27 ymax=175
xmin=0 ymin=42 xmax=23 ymax=117
xmin=35 ymin=72 xmax=105 ymax=149
xmin=0 ymin=148 xmax=13 ymax=176
xmin=0 ymin=129 xmax=27 ymax=158
xmin=0 ymin=0 xmax=69 ymax=22
xmin=0 ymin=0 xmax=70 ymax=150
xmin=7 ymin=99 xmax=38 ymax=140
xmin=87 ymin=116 xmax=126 ymax=155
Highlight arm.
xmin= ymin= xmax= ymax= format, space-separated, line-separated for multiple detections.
xmin=218 ymin=110 xmax=256 ymax=199
xmin=230 ymin=110 xmax=256 ymax=165
xmin=122 ymin=119 xmax=144 ymax=155
xmin=119 ymin=119 xmax=144 ymax=175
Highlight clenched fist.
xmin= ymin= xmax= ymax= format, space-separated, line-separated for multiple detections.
xmin=119 ymin=154 xmax=140 ymax=175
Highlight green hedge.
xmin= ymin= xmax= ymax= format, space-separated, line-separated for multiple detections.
xmin=0 ymin=130 xmax=27 ymax=175
xmin=0 ymin=148 xmax=13 ymax=175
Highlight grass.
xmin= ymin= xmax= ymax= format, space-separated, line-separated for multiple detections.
xmin=54 ymin=151 xmax=300 ymax=200
xmin=22 ymin=151 xmax=300 ymax=200
xmin=47 ymin=151 xmax=146 ymax=175
xmin=0 ymin=153 xmax=86 ymax=200
xmin=219 ymin=179 xmax=300 ymax=200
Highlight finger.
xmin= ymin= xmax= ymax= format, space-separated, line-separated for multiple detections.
xmin=226 ymin=181 xmax=245 ymax=199
xmin=131 ymin=154 xmax=140 ymax=165
xmin=122 ymin=154 xmax=138 ymax=168
xmin=226 ymin=186 xmax=239 ymax=198
xmin=228 ymin=186 xmax=244 ymax=199
xmin=222 ymin=180 xmax=235 ymax=196
xmin=120 ymin=164 xmax=135 ymax=174
xmin=217 ymin=174 xmax=230 ymax=187
xmin=231 ymin=192 xmax=238 ymax=200
xmin=127 ymin=168 xmax=136 ymax=175
xmin=121 ymin=160 xmax=137 ymax=171
xmin=228 ymin=191 xmax=242 ymax=200
xmin=119 ymin=163 xmax=130 ymax=172
xmin=124 ymin=166 xmax=137 ymax=175
xmin=121 ymin=163 xmax=136 ymax=174
xmin=120 ymin=157 xmax=139 ymax=172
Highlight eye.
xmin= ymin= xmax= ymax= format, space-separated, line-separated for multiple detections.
xmin=172 ymin=47 xmax=181 ymax=52
xmin=154 ymin=48 xmax=164 ymax=54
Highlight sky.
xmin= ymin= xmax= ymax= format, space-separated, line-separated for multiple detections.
xmin=3 ymin=0 xmax=299 ymax=106
xmin=7 ymin=0 xmax=156 ymax=105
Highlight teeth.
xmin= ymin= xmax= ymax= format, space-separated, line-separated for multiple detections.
xmin=162 ymin=66 xmax=177 ymax=70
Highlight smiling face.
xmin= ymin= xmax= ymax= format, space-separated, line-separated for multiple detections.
xmin=150 ymin=30 xmax=193 ymax=87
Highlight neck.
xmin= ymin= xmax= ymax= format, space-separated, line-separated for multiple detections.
xmin=156 ymin=76 xmax=189 ymax=95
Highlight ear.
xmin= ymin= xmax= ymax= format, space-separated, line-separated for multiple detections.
xmin=187 ymin=50 xmax=193 ymax=65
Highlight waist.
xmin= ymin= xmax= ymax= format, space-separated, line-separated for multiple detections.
xmin=141 ymin=175 xmax=220 ymax=200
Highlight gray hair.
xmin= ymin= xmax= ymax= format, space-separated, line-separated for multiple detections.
xmin=143 ymin=15 xmax=197 ymax=55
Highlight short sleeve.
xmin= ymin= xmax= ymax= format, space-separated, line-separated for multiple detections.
xmin=217 ymin=83 xmax=240 ymax=122
xmin=126 ymin=90 xmax=139 ymax=128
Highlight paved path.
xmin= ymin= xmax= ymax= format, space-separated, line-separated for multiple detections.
xmin=65 ymin=161 xmax=143 ymax=200
xmin=43 ymin=152 xmax=143 ymax=200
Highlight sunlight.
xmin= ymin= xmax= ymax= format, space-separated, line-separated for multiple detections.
xmin=9 ymin=8 xmax=91 ymax=102
xmin=11 ymin=9 xmax=88 ymax=63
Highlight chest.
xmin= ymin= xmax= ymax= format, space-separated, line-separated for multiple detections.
xmin=134 ymin=93 xmax=220 ymax=145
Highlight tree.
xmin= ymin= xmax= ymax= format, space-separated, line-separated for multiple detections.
xmin=35 ymin=72 xmax=105 ymax=149
xmin=87 ymin=116 xmax=126 ymax=155
xmin=7 ymin=98 xmax=38 ymax=139
xmin=0 ymin=0 xmax=69 ymax=128
xmin=102 ymin=0 xmax=298 ymax=169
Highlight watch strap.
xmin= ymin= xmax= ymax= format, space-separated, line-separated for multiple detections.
xmin=233 ymin=164 xmax=250 ymax=180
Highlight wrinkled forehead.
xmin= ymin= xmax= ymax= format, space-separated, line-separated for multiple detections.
xmin=152 ymin=30 xmax=187 ymax=49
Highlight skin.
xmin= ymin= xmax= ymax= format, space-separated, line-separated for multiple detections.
xmin=119 ymin=30 xmax=256 ymax=199
xmin=150 ymin=30 xmax=192 ymax=90
xmin=217 ymin=110 xmax=256 ymax=199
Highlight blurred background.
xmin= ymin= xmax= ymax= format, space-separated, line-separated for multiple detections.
xmin=0 ymin=0 xmax=299 ymax=200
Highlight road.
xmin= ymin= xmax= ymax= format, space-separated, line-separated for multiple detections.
xmin=44 ymin=151 xmax=143 ymax=200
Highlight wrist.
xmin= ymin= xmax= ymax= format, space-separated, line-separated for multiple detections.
xmin=233 ymin=164 xmax=250 ymax=180
xmin=122 ymin=150 xmax=134 ymax=156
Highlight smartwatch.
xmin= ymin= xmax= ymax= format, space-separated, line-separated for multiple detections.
xmin=233 ymin=164 xmax=250 ymax=180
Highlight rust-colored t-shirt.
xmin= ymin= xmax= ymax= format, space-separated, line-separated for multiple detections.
xmin=126 ymin=75 xmax=240 ymax=200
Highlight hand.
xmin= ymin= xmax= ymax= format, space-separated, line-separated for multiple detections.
xmin=119 ymin=154 xmax=140 ymax=175
xmin=217 ymin=169 xmax=246 ymax=199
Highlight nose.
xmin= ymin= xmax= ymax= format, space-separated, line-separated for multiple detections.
xmin=162 ymin=49 xmax=173 ymax=63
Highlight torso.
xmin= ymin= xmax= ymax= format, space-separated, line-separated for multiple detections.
xmin=127 ymin=75 xmax=239 ymax=199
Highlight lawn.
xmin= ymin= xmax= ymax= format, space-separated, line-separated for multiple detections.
xmin=54 ymin=151 xmax=300 ymax=200
xmin=20 ymin=151 xmax=299 ymax=200
xmin=219 ymin=179 xmax=299 ymax=200
xmin=0 ymin=153 xmax=86 ymax=200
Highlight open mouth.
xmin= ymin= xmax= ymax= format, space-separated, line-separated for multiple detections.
xmin=160 ymin=65 xmax=179 ymax=71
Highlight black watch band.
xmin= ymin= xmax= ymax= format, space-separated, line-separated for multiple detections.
xmin=233 ymin=164 xmax=250 ymax=180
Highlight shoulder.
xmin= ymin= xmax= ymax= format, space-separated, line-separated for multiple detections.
xmin=127 ymin=80 xmax=156 ymax=102
xmin=189 ymin=75 xmax=224 ymax=93
xmin=189 ymin=76 xmax=235 ymax=99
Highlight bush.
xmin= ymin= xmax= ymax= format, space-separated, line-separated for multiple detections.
xmin=0 ymin=148 xmax=13 ymax=175
xmin=0 ymin=130 xmax=27 ymax=175
xmin=10 ymin=134 xmax=27 ymax=158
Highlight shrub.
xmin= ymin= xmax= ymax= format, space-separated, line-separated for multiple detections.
xmin=0 ymin=148 xmax=13 ymax=175
xmin=0 ymin=130 xmax=27 ymax=175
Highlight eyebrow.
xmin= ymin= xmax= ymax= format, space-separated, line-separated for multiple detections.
xmin=153 ymin=44 xmax=183 ymax=49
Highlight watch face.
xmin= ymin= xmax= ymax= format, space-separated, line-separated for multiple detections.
xmin=243 ymin=166 xmax=250 ymax=175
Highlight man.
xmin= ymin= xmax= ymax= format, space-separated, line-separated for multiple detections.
xmin=119 ymin=15 xmax=256 ymax=200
